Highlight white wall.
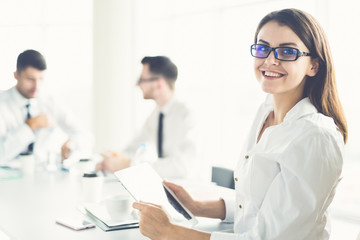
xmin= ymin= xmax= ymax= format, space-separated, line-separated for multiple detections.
xmin=93 ymin=0 xmax=138 ymax=152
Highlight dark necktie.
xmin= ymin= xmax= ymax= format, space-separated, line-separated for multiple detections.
xmin=25 ymin=103 xmax=34 ymax=154
xmin=157 ymin=112 xmax=164 ymax=158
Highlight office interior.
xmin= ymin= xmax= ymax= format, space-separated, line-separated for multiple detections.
xmin=0 ymin=0 xmax=359 ymax=239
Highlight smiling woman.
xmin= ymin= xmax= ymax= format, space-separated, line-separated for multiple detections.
xmin=253 ymin=20 xmax=320 ymax=127
xmin=132 ymin=8 xmax=347 ymax=240
xmin=255 ymin=10 xmax=347 ymax=143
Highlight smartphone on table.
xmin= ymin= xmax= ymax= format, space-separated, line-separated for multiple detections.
xmin=56 ymin=216 xmax=95 ymax=230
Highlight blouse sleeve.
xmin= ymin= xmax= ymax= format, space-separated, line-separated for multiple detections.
xmin=211 ymin=127 xmax=344 ymax=240
xmin=222 ymin=197 xmax=235 ymax=223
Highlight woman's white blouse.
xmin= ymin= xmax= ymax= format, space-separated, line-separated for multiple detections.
xmin=211 ymin=96 xmax=344 ymax=240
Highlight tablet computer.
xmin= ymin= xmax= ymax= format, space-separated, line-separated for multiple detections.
xmin=114 ymin=163 xmax=198 ymax=226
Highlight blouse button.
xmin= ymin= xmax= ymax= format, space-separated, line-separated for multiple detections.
xmin=245 ymin=155 xmax=249 ymax=159
xmin=234 ymin=177 xmax=238 ymax=181
xmin=239 ymin=204 xmax=242 ymax=209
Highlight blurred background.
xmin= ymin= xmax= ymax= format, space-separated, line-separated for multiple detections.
xmin=0 ymin=0 xmax=359 ymax=238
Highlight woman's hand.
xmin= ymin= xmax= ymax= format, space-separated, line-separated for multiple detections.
xmin=163 ymin=180 xmax=200 ymax=215
xmin=164 ymin=181 xmax=226 ymax=219
xmin=133 ymin=201 xmax=174 ymax=240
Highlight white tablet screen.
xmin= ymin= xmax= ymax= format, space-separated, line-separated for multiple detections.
xmin=114 ymin=163 xmax=197 ymax=225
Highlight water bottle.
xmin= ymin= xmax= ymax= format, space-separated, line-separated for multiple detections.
xmin=132 ymin=142 xmax=157 ymax=166
xmin=46 ymin=128 xmax=58 ymax=171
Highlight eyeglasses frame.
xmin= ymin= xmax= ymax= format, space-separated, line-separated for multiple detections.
xmin=250 ymin=44 xmax=311 ymax=61
xmin=137 ymin=76 xmax=160 ymax=84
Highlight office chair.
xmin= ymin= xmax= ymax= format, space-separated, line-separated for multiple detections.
xmin=211 ymin=166 xmax=235 ymax=189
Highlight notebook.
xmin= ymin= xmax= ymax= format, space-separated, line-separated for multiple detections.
xmin=78 ymin=203 xmax=139 ymax=231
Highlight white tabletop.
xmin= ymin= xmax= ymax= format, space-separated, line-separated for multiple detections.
xmin=0 ymin=169 xmax=233 ymax=239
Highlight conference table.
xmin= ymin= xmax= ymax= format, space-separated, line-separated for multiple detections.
xmin=0 ymin=167 xmax=234 ymax=239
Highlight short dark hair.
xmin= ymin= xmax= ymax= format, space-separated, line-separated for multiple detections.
xmin=141 ymin=56 xmax=178 ymax=89
xmin=16 ymin=49 xmax=47 ymax=72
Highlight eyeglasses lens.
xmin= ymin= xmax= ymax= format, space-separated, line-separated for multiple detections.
xmin=252 ymin=45 xmax=269 ymax=58
xmin=276 ymin=48 xmax=298 ymax=60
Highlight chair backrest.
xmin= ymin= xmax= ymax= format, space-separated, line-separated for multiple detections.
xmin=211 ymin=166 xmax=235 ymax=189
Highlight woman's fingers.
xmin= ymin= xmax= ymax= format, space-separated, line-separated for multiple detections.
xmin=163 ymin=180 xmax=185 ymax=196
xmin=132 ymin=201 xmax=144 ymax=211
xmin=133 ymin=201 xmax=161 ymax=211
xmin=132 ymin=200 xmax=173 ymax=239
xmin=163 ymin=180 xmax=180 ymax=190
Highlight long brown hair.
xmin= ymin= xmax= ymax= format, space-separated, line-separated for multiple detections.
xmin=254 ymin=8 xmax=348 ymax=143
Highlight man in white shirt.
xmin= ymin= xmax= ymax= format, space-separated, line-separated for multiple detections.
xmin=0 ymin=49 xmax=93 ymax=165
xmin=96 ymin=56 xmax=197 ymax=179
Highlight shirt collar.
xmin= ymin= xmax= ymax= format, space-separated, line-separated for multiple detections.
xmin=265 ymin=94 xmax=318 ymax=123
xmin=283 ymin=97 xmax=318 ymax=122
xmin=158 ymin=94 xmax=176 ymax=115
xmin=10 ymin=86 xmax=33 ymax=107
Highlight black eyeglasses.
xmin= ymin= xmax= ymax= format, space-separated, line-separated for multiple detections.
xmin=250 ymin=44 xmax=311 ymax=61
xmin=137 ymin=77 xmax=160 ymax=84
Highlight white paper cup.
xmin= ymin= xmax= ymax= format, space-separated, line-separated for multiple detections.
xmin=105 ymin=194 xmax=132 ymax=220
xmin=78 ymin=159 xmax=94 ymax=174
xmin=19 ymin=155 xmax=35 ymax=176
xmin=81 ymin=173 xmax=103 ymax=203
